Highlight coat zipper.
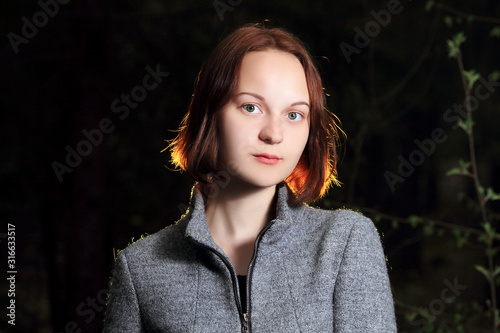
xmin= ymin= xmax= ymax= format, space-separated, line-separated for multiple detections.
xmin=244 ymin=222 xmax=273 ymax=332
xmin=189 ymin=221 xmax=273 ymax=333
xmin=188 ymin=238 xmax=248 ymax=331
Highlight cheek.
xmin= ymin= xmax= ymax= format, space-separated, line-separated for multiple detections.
xmin=220 ymin=122 xmax=253 ymax=159
xmin=292 ymin=127 xmax=310 ymax=156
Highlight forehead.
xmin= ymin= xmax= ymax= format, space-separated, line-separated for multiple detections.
xmin=236 ymin=50 xmax=309 ymax=100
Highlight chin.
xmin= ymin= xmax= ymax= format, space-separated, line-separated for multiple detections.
xmin=236 ymin=173 xmax=289 ymax=189
xmin=222 ymin=159 xmax=297 ymax=189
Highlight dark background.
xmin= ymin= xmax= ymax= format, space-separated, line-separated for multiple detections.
xmin=2 ymin=0 xmax=500 ymax=332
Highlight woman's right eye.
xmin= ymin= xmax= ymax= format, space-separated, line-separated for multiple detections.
xmin=242 ymin=104 xmax=260 ymax=113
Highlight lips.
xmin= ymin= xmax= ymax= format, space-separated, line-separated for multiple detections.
xmin=253 ymin=153 xmax=281 ymax=165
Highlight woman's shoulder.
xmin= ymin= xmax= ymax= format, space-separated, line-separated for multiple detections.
xmin=294 ymin=204 xmax=380 ymax=244
xmin=292 ymin=205 xmax=385 ymax=257
xmin=116 ymin=217 xmax=191 ymax=262
xmin=300 ymin=204 xmax=373 ymax=229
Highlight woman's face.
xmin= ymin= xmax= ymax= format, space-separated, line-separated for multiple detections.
xmin=219 ymin=49 xmax=310 ymax=189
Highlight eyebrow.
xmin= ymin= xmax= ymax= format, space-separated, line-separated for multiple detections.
xmin=235 ymin=92 xmax=310 ymax=109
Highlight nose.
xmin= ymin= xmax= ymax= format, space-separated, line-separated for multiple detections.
xmin=258 ymin=114 xmax=283 ymax=144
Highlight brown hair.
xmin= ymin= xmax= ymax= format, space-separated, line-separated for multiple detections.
xmin=167 ymin=24 xmax=342 ymax=205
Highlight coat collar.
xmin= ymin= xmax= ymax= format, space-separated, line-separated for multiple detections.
xmin=182 ymin=182 xmax=297 ymax=249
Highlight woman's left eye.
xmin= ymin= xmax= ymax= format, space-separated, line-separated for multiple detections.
xmin=242 ymin=104 xmax=260 ymax=113
xmin=287 ymin=112 xmax=302 ymax=121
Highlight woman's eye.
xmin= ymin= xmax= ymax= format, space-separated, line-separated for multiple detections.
xmin=287 ymin=112 xmax=302 ymax=121
xmin=242 ymin=104 xmax=260 ymax=113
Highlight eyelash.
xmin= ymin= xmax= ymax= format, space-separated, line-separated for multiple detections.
xmin=242 ymin=104 xmax=261 ymax=113
xmin=241 ymin=103 xmax=305 ymax=121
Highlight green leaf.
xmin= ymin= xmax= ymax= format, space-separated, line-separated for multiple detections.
xmin=452 ymin=229 xmax=469 ymax=248
xmin=444 ymin=16 xmax=453 ymax=28
xmin=453 ymin=32 xmax=467 ymax=45
xmin=406 ymin=311 xmax=418 ymax=322
xmin=475 ymin=265 xmax=490 ymax=279
xmin=447 ymin=40 xmax=459 ymax=58
xmin=425 ymin=0 xmax=435 ymax=11
xmin=408 ymin=215 xmax=422 ymax=228
xmin=490 ymin=70 xmax=500 ymax=82
xmin=481 ymin=222 xmax=496 ymax=237
xmin=391 ymin=220 xmax=399 ymax=229
xmin=446 ymin=167 xmax=465 ymax=176
xmin=447 ymin=32 xmax=466 ymax=58
xmin=459 ymin=160 xmax=471 ymax=169
xmin=479 ymin=185 xmax=485 ymax=197
xmin=490 ymin=26 xmax=500 ymax=38
xmin=462 ymin=69 xmax=480 ymax=89
xmin=457 ymin=118 xmax=474 ymax=133
xmin=447 ymin=160 xmax=471 ymax=176
xmin=485 ymin=187 xmax=500 ymax=201
xmin=493 ymin=266 xmax=500 ymax=278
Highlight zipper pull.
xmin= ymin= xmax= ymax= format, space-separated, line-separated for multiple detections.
xmin=241 ymin=313 xmax=248 ymax=332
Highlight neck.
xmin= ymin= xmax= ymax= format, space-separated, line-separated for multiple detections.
xmin=204 ymin=181 xmax=279 ymax=275
xmin=204 ymin=182 xmax=278 ymax=240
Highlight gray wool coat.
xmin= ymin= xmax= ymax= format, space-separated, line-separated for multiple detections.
xmin=104 ymin=183 xmax=397 ymax=332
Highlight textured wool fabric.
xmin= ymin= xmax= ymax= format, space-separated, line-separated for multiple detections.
xmin=104 ymin=183 xmax=397 ymax=332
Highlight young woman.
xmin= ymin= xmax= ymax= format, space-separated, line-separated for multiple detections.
xmin=104 ymin=24 xmax=397 ymax=332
